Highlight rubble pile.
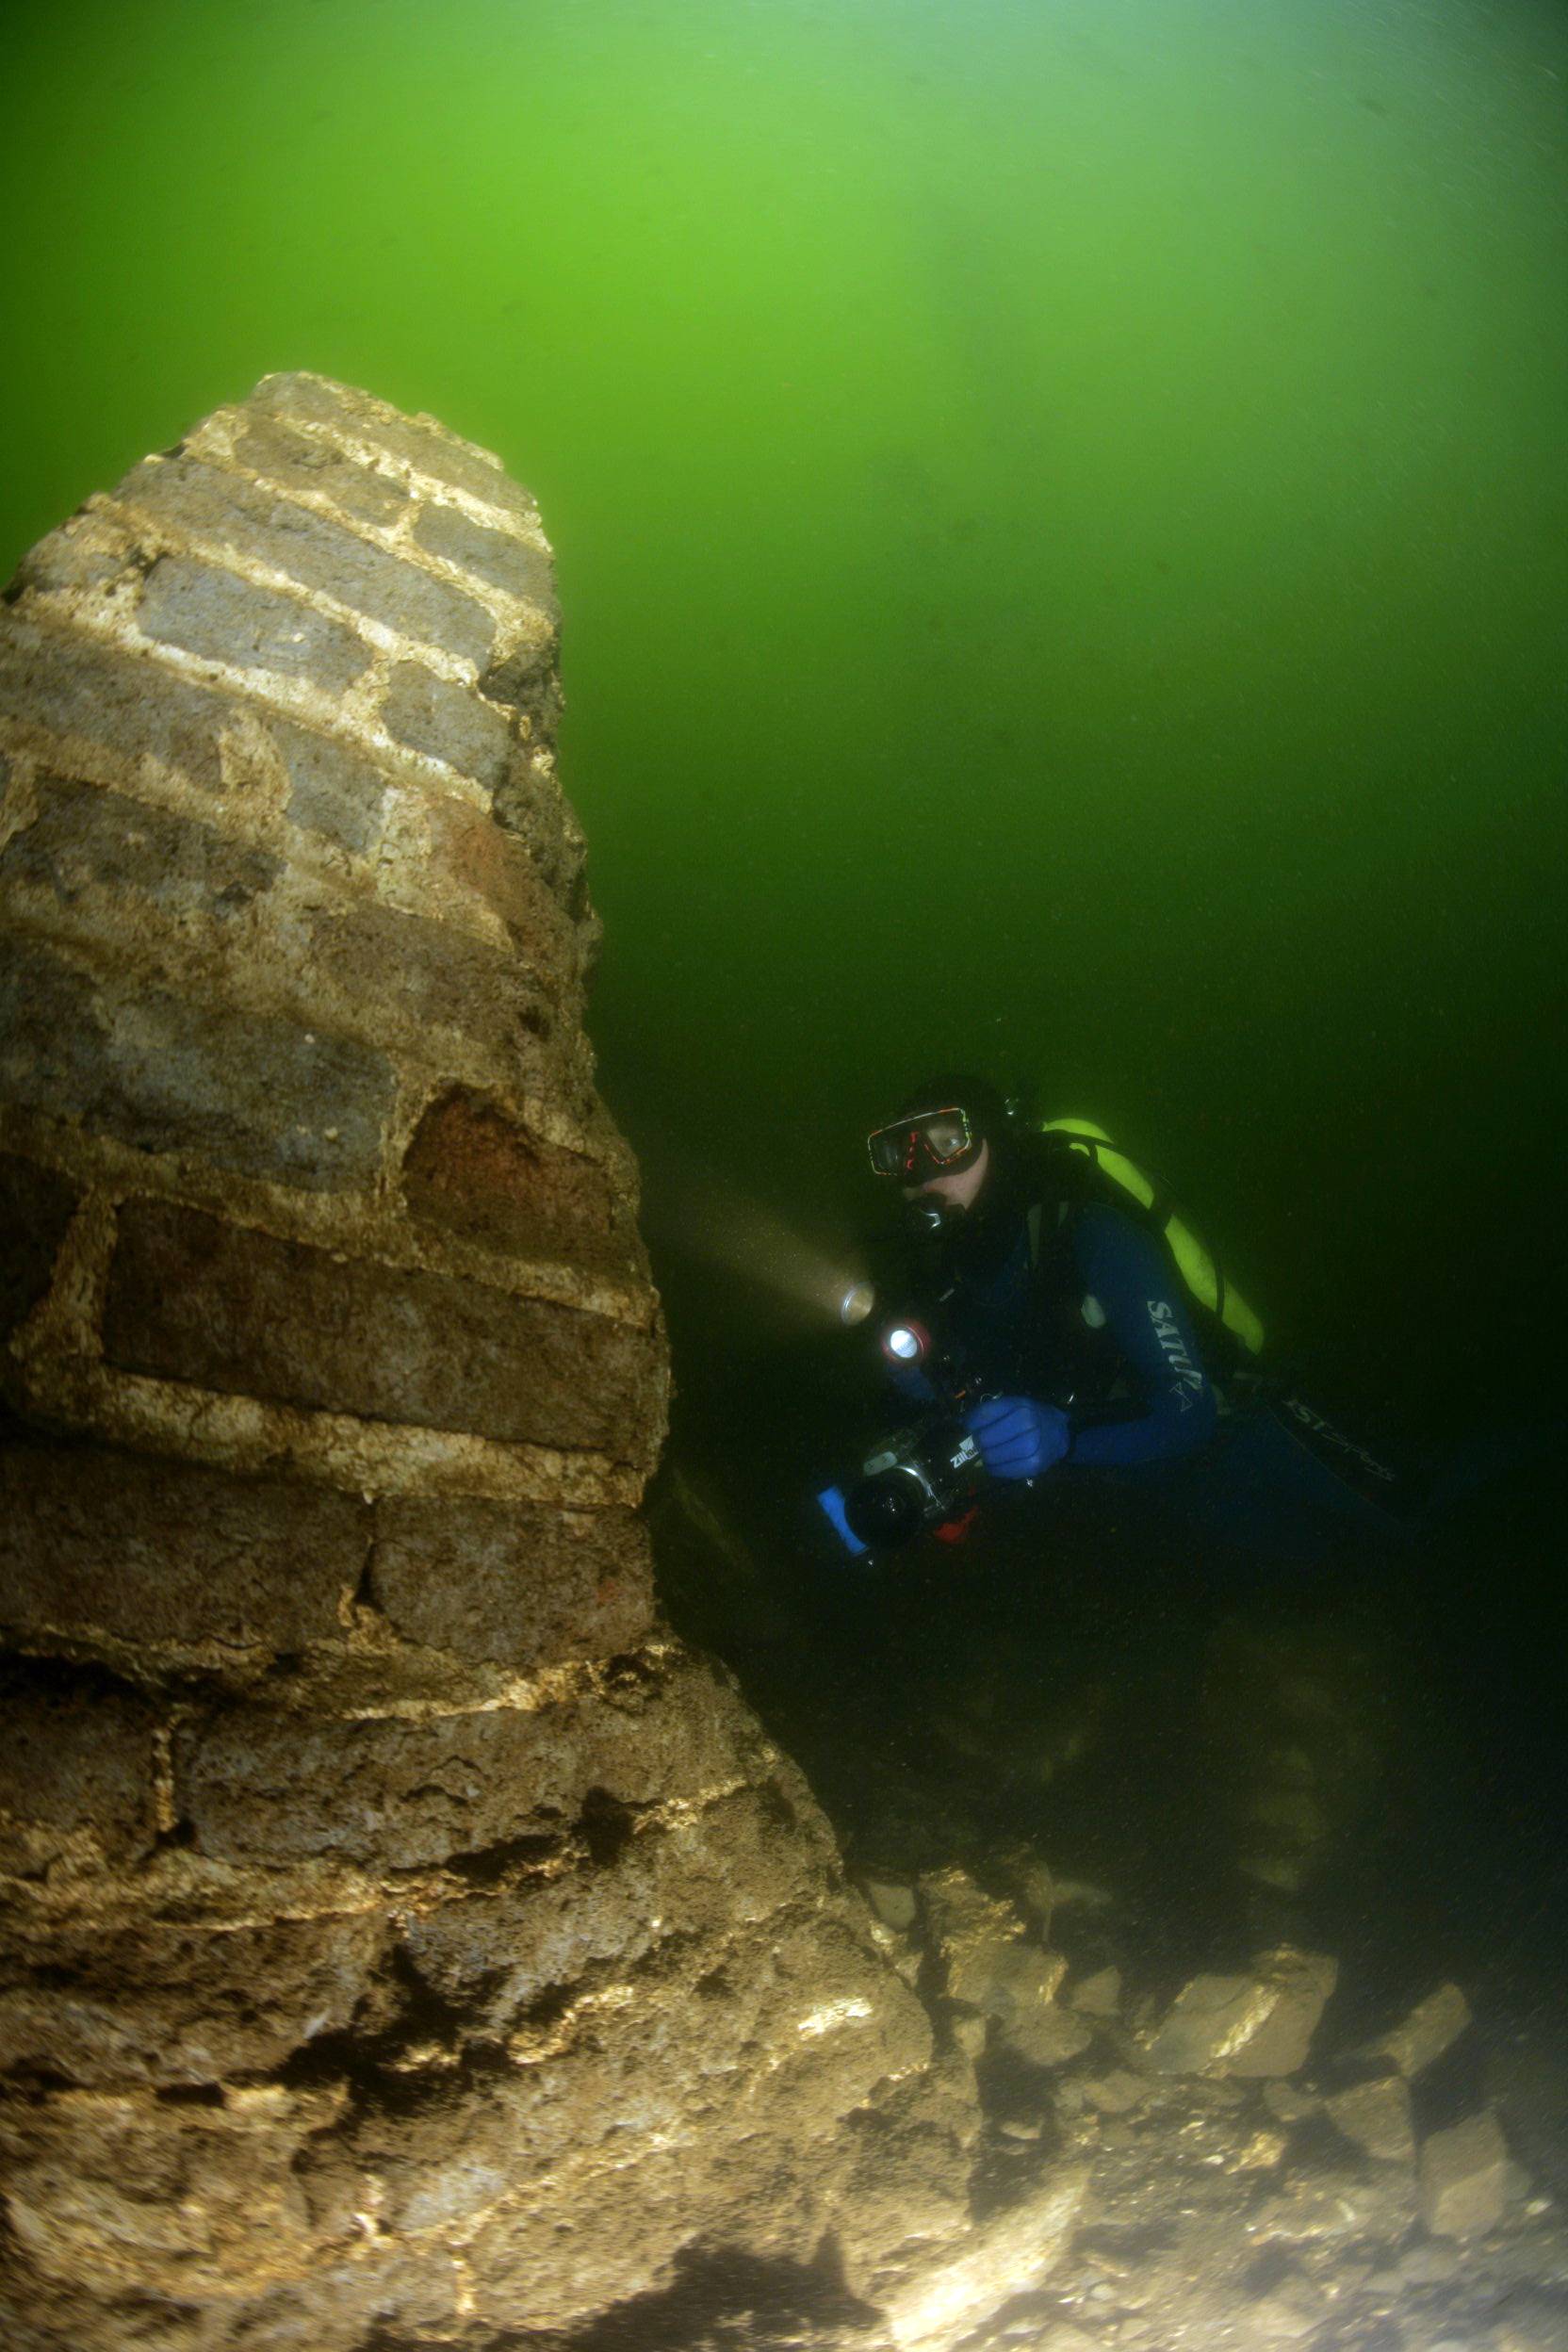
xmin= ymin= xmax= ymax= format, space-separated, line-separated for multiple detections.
xmin=851 ymin=1852 xmax=1568 ymax=2349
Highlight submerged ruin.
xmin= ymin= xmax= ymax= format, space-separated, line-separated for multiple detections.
xmin=1 ymin=380 xmax=1562 ymax=2351
xmin=0 ymin=375 xmax=994 ymax=2346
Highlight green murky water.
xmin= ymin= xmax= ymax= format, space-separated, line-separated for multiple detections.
xmin=3 ymin=0 xmax=1565 ymax=1401
xmin=6 ymin=0 xmax=1568 ymax=2130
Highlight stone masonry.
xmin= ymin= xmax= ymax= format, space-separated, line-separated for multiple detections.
xmin=0 ymin=379 xmax=1024 ymax=2349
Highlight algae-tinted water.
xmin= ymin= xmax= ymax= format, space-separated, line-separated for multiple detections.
xmin=3 ymin=5 xmax=1564 ymax=1385
xmin=4 ymin=2 xmax=1566 ymax=1957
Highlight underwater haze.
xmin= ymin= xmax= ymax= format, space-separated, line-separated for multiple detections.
xmin=3 ymin=0 xmax=1566 ymax=1417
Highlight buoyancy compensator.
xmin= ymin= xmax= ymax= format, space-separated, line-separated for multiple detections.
xmin=1034 ymin=1116 xmax=1266 ymax=1359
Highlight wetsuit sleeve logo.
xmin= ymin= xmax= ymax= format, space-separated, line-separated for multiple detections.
xmin=1148 ymin=1300 xmax=1206 ymax=1411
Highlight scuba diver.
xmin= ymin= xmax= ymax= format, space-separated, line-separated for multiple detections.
xmin=819 ymin=1073 xmax=1425 ymax=1569
xmin=812 ymin=1079 xmax=1565 ymax=1951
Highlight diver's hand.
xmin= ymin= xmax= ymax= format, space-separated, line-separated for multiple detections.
xmin=964 ymin=1396 xmax=1070 ymax=1479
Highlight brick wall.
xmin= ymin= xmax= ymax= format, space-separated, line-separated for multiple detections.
xmin=0 ymin=378 xmax=982 ymax=2350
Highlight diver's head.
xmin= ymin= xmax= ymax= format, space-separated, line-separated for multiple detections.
xmin=866 ymin=1074 xmax=1011 ymax=1231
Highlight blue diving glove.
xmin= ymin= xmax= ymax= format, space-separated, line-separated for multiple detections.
xmin=964 ymin=1396 xmax=1070 ymax=1479
xmin=816 ymin=1484 xmax=869 ymax=1557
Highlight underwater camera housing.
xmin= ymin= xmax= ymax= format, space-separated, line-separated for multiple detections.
xmin=818 ymin=1313 xmax=989 ymax=1553
xmin=840 ymin=1413 xmax=987 ymax=1548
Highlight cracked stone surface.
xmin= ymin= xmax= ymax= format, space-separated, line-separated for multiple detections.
xmin=0 ymin=379 xmax=995 ymax=2350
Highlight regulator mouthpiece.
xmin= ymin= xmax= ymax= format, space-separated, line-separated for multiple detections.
xmin=904 ymin=1197 xmax=950 ymax=1241
xmin=839 ymin=1281 xmax=876 ymax=1328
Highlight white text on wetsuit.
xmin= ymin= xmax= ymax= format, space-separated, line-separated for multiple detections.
xmin=1148 ymin=1300 xmax=1205 ymax=1411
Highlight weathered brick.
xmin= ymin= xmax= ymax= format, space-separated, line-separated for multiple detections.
xmin=0 ymin=1903 xmax=390 ymax=2088
xmin=369 ymin=1494 xmax=654 ymax=1667
xmin=0 ymin=1661 xmax=160 ymax=1870
xmin=382 ymin=659 xmax=512 ymax=785
xmin=175 ymin=1652 xmax=756 ymax=1868
xmin=103 ymin=1200 xmax=666 ymax=1461
xmin=264 ymin=716 xmax=386 ymax=855
xmin=0 ymin=939 xmax=394 ymax=1190
xmin=446 ymin=1917 xmax=931 ymax=2328
xmin=309 ymin=902 xmax=557 ymax=1055
xmin=0 ymin=614 xmax=233 ymax=789
xmin=9 ymin=517 xmax=135 ymax=597
xmin=0 ymin=1436 xmax=368 ymax=1650
xmin=402 ymin=1782 xmax=828 ymax=2034
xmin=331 ymin=2066 xmax=713 ymax=2295
xmin=0 ymin=2200 xmax=423 ymax=2351
xmin=253 ymin=371 xmax=541 ymax=525
xmin=0 ymin=774 xmax=280 ymax=929
xmin=401 ymin=1088 xmax=637 ymax=1275
xmin=176 ymin=1702 xmax=564 ymax=1868
xmin=413 ymin=503 xmax=558 ymax=612
xmin=0 ymin=1152 xmax=78 ymax=1340
xmin=231 ymin=415 xmax=414 ymax=528
xmin=0 ymin=2081 xmax=337 ymax=2300
xmin=136 ymin=555 xmax=371 ymax=694
xmin=480 ymin=629 xmax=564 ymax=743
xmin=492 ymin=759 xmax=588 ymax=908
xmin=424 ymin=788 xmax=576 ymax=958
xmin=120 ymin=453 xmax=497 ymax=667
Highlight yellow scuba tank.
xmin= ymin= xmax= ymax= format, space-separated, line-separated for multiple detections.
xmin=1036 ymin=1117 xmax=1266 ymax=1358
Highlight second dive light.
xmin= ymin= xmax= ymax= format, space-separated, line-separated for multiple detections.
xmin=820 ymin=1313 xmax=989 ymax=1553
xmin=881 ymin=1318 xmax=930 ymax=1366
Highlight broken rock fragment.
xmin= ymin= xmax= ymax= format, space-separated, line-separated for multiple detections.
xmin=881 ymin=2164 xmax=1091 ymax=2351
xmin=1263 ymin=2079 xmax=1323 ymax=2126
xmin=1139 ymin=1948 xmax=1337 ymax=2078
xmin=1000 ymin=2001 xmax=1095 ymax=2070
xmin=919 ymin=1864 xmax=1022 ymax=2007
xmin=1419 ymin=2108 xmax=1510 ymax=2238
xmin=862 ymin=1876 xmax=919 ymax=1934
xmin=1327 ymin=2073 xmax=1416 ymax=2164
xmin=917 ymin=1867 xmax=1090 ymax=2067
xmin=1067 ymin=1963 xmax=1122 ymax=2017
xmin=1365 ymin=1980 xmax=1472 ymax=2079
xmin=1083 ymin=2068 xmax=1147 ymax=2115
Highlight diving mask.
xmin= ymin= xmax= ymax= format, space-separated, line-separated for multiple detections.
xmin=867 ymin=1106 xmax=979 ymax=1181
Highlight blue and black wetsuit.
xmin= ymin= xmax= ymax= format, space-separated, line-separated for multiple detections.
xmin=914 ymin=1176 xmax=1417 ymax=1565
